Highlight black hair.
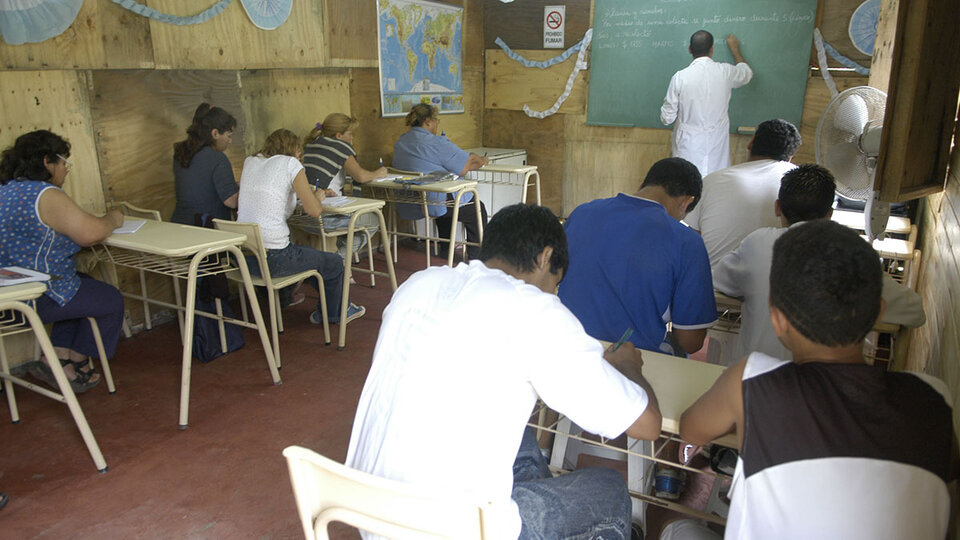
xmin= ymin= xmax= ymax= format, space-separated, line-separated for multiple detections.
xmin=640 ymin=157 xmax=703 ymax=211
xmin=770 ymin=220 xmax=882 ymax=347
xmin=778 ymin=164 xmax=836 ymax=224
xmin=405 ymin=103 xmax=438 ymax=127
xmin=689 ymin=30 xmax=714 ymax=57
xmin=173 ymin=103 xmax=237 ymax=168
xmin=0 ymin=130 xmax=70 ymax=185
xmin=751 ymin=119 xmax=802 ymax=161
xmin=479 ymin=204 xmax=569 ymax=277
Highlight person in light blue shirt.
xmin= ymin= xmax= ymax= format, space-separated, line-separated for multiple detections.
xmin=559 ymin=157 xmax=717 ymax=356
xmin=392 ymin=104 xmax=489 ymax=259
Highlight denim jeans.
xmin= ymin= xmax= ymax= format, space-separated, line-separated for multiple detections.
xmin=246 ymin=243 xmax=345 ymax=322
xmin=512 ymin=427 xmax=632 ymax=539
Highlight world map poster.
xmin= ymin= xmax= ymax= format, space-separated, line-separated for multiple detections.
xmin=377 ymin=0 xmax=464 ymax=117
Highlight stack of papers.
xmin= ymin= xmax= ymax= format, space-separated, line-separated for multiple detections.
xmin=0 ymin=266 xmax=50 ymax=286
xmin=373 ymin=174 xmax=407 ymax=183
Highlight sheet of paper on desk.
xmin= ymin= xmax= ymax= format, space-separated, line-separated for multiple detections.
xmin=113 ymin=219 xmax=146 ymax=234
xmin=323 ymin=196 xmax=354 ymax=208
xmin=0 ymin=266 xmax=50 ymax=286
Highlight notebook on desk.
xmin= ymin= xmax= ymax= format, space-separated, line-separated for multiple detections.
xmin=0 ymin=266 xmax=50 ymax=286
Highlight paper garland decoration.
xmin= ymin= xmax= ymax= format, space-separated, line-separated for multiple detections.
xmin=239 ymin=0 xmax=292 ymax=30
xmin=109 ymin=0 xmax=234 ymax=26
xmin=0 ymin=0 xmax=82 ymax=45
xmin=495 ymin=29 xmax=594 ymax=119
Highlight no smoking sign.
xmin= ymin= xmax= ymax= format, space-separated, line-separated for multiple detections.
xmin=543 ymin=5 xmax=565 ymax=49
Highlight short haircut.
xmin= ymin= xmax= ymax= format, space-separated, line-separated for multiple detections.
xmin=689 ymin=30 xmax=714 ymax=57
xmin=770 ymin=220 xmax=882 ymax=347
xmin=640 ymin=157 xmax=703 ymax=211
xmin=751 ymin=119 xmax=801 ymax=161
xmin=778 ymin=164 xmax=836 ymax=224
xmin=0 ymin=130 xmax=70 ymax=185
xmin=479 ymin=204 xmax=569 ymax=277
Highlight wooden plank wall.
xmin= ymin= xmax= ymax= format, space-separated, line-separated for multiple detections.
xmin=482 ymin=0 xmax=870 ymax=217
xmin=909 ymin=132 xmax=960 ymax=531
xmin=0 ymin=0 xmax=484 ymax=343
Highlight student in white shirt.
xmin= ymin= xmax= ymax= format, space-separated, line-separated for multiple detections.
xmin=236 ymin=128 xmax=365 ymax=326
xmin=661 ymin=30 xmax=753 ymax=177
xmin=713 ymin=164 xmax=925 ymax=362
xmin=685 ymin=118 xmax=800 ymax=272
xmin=346 ymin=204 xmax=662 ymax=540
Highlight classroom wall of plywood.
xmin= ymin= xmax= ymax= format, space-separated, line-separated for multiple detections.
xmin=909 ymin=135 xmax=960 ymax=530
xmin=0 ymin=0 xmax=483 ymax=346
xmin=482 ymin=0 xmax=872 ymax=216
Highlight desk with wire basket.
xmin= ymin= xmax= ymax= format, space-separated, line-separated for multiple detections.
xmin=90 ymin=220 xmax=281 ymax=428
xmin=359 ymin=177 xmax=483 ymax=267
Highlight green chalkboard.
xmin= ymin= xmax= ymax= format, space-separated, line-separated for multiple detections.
xmin=587 ymin=0 xmax=818 ymax=130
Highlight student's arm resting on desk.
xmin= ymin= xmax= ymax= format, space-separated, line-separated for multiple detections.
xmin=38 ymin=188 xmax=123 ymax=246
xmin=604 ymin=344 xmax=662 ymax=440
xmin=343 ymin=156 xmax=388 ymax=185
xmin=460 ymin=153 xmax=489 ymax=176
xmin=679 ymin=357 xmax=746 ymax=446
xmin=292 ymin=169 xmax=325 ymax=217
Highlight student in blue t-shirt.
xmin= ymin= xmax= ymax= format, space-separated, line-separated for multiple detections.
xmin=559 ymin=157 xmax=717 ymax=355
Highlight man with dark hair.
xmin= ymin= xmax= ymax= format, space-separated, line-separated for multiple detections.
xmin=347 ymin=204 xmax=662 ymax=539
xmin=680 ymin=219 xmax=956 ymax=539
xmin=714 ymin=163 xmax=925 ymax=361
xmin=560 ymin=158 xmax=717 ymax=356
xmin=661 ymin=30 xmax=753 ymax=177
xmin=685 ymin=118 xmax=801 ymax=270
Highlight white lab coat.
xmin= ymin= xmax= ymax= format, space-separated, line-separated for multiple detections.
xmin=660 ymin=56 xmax=753 ymax=177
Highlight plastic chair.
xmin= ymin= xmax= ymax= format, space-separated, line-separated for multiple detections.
xmin=282 ymin=445 xmax=494 ymax=540
xmin=212 ymin=220 xmax=330 ymax=368
xmin=116 ymin=202 xmax=186 ymax=337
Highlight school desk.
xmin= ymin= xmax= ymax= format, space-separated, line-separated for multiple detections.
xmin=90 ymin=220 xmax=281 ymax=428
xmin=286 ymin=196 xmax=399 ymax=349
xmin=530 ymin=347 xmax=735 ymax=526
xmin=0 ymin=282 xmax=108 ymax=471
xmin=359 ymin=177 xmax=483 ymax=267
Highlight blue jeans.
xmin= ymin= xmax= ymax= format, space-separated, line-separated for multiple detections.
xmin=512 ymin=427 xmax=632 ymax=539
xmin=246 ymin=243 xmax=345 ymax=322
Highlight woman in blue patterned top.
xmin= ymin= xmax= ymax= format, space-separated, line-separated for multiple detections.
xmin=0 ymin=130 xmax=125 ymax=393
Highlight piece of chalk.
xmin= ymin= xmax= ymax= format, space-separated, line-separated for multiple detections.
xmin=737 ymin=126 xmax=757 ymax=134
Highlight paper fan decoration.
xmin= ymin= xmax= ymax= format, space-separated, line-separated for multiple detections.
xmin=0 ymin=0 xmax=82 ymax=45
xmin=239 ymin=0 xmax=292 ymax=30
xmin=848 ymin=0 xmax=881 ymax=56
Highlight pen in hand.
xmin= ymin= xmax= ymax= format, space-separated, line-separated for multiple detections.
xmin=611 ymin=328 xmax=634 ymax=352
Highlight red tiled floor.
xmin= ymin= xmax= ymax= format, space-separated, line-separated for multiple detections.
xmin=0 ymin=244 xmax=446 ymax=539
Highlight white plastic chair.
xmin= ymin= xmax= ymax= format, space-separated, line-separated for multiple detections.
xmin=282 ymin=445 xmax=495 ymax=540
xmin=212 ymin=220 xmax=330 ymax=368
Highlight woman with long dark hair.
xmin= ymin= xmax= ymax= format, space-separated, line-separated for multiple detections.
xmin=0 ymin=130 xmax=125 ymax=393
xmin=171 ymin=103 xmax=239 ymax=225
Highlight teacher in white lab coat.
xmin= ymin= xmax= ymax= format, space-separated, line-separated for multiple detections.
xmin=660 ymin=30 xmax=753 ymax=177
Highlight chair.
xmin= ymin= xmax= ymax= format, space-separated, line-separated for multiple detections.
xmin=116 ymin=202 xmax=185 ymax=337
xmin=212 ymin=220 xmax=330 ymax=368
xmin=282 ymin=445 xmax=494 ymax=540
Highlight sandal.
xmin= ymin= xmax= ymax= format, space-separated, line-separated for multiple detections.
xmin=26 ymin=359 xmax=100 ymax=394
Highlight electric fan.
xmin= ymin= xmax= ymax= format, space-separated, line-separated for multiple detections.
xmin=815 ymin=86 xmax=889 ymax=240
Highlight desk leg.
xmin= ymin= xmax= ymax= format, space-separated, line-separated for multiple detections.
xmin=177 ymin=259 xmax=200 ymax=429
xmin=0 ymin=335 xmax=20 ymax=423
xmin=337 ymin=213 xmax=360 ymax=350
xmin=375 ymin=209 xmax=398 ymax=291
xmin=17 ymin=303 xmax=107 ymax=471
xmin=231 ymin=246 xmax=281 ymax=383
xmin=448 ymin=195 xmax=463 ymax=267
xmin=627 ymin=437 xmax=652 ymax=524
